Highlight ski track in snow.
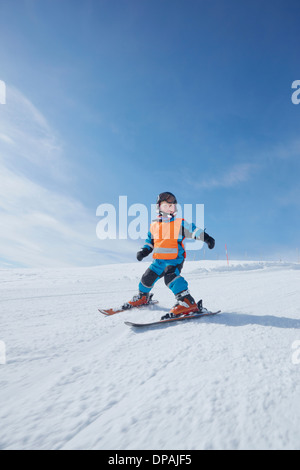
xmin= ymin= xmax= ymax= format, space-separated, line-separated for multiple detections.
xmin=0 ymin=260 xmax=300 ymax=450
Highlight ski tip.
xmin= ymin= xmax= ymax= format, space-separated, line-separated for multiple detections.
xmin=99 ymin=300 xmax=159 ymax=317
xmin=98 ymin=309 xmax=109 ymax=315
xmin=124 ymin=321 xmax=138 ymax=327
xmin=124 ymin=321 xmax=153 ymax=328
xmin=98 ymin=308 xmax=119 ymax=316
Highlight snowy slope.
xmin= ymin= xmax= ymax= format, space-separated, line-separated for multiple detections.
xmin=0 ymin=260 xmax=300 ymax=450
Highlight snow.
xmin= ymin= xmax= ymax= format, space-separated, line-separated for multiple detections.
xmin=0 ymin=260 xmax=300 ymax=450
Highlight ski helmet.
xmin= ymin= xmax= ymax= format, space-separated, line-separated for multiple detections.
xmin=156 ymin=191 xmax=177 ymax=214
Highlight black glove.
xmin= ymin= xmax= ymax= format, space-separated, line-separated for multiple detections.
xmin=136 ymin=247 xmax=150 ymax=261
xmin=203 ymin=232 xmax=215 ymax=250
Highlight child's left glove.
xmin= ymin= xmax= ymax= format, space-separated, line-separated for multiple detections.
xmin=136 ymin=247 xmax=150 ymax=261
xmin=197 ymin=230 xmax=215 ymax=249
xmin=203 ymin=232 xmax=215 ymax=249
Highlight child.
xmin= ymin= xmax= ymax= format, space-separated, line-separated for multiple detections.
xmin=126 ymin=191 xmax=215 ymax=319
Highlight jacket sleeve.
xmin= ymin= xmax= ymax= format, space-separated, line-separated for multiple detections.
xmin=141 ymin=230 xmax=154 ymax=253
xmin=181 ymin=219 xmax=205 ymax=240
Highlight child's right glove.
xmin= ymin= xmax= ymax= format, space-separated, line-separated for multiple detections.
xmin=136 ymin=247 xmax=150 ymax=261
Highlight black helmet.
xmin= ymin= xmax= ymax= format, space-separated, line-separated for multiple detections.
xmin=156 ymin=192 xmax=177 ymax=214
xmin=156 ymin=192 xmax=177 ymax=205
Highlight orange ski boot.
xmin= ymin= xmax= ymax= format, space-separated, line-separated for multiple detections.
xmin=125 ymin=292 xmax=150 ymax=309
xmin=161 ymin=290 xmax=199 ymax=320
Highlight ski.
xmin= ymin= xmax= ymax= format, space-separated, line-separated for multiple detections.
xmin=125 ymin=310 xmax=221 ymax=328
xmin=99 ymin=296 xmax=159 ymax=316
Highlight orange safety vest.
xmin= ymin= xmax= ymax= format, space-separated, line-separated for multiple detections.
xmin=150 ymin=218 xmax=185 ymax=260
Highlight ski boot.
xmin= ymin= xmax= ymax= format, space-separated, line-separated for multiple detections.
xmin=161 ymin=290 xmax=199 ymax=320
xmin=122 ymin=291 xmax=151 ymax=309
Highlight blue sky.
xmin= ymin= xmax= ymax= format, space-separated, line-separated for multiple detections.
xmin=0 ymin=0 xmax=300 ymax=267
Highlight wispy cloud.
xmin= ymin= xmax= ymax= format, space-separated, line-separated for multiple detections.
xmin=267 ymin=140 xmax=300 ymax=161
xmin=275 ymin=186 xmax=300 ymax=208
xmin=0 ymin=86 xmax=69 ymax=182
xmin=185 ymin=137 xmax=300 ymax=193
xmin=185 ymin=162 xmax=258 ymax=190
xmin=205 ymin=163 xmax=256 ymax=189
xmin=0 ymin=86 xmax=137 ymax=268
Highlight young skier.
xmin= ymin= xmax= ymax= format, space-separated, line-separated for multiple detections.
xmin=126 ymin=192 xmax=215 ymax=319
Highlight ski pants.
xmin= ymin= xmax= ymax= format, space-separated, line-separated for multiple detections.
xmin=139 ymin=259 xmax=188 ymax=296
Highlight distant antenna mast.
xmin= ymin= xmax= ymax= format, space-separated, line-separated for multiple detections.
xmin=225 ymin=244 xmax=229 ymax=266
